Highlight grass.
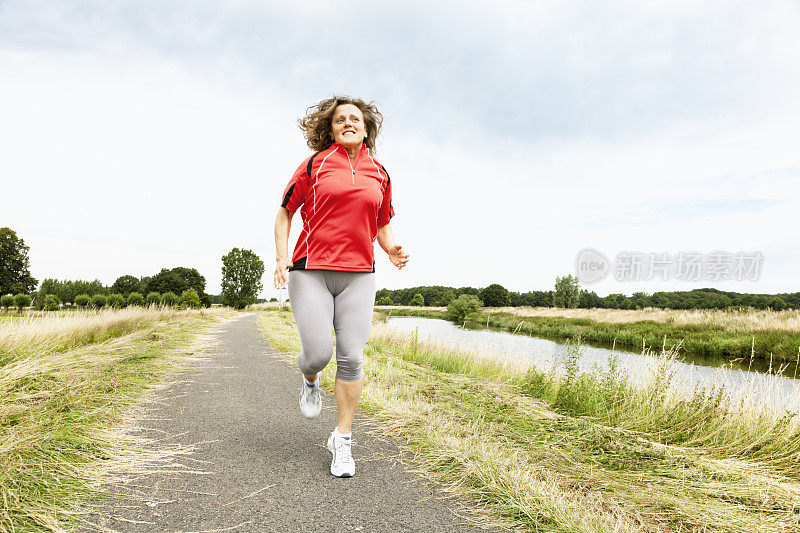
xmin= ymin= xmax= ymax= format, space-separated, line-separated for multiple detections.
xmin=0 ymin=306 xmax=234 ymax=531
xmin=376 ymin=306 xmax=800 ymax=363
xmin=259 ymin=309 xmax=800 ymax=532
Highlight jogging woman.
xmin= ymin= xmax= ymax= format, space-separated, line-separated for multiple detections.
xmin=273 ymin=96 xmax=409 ymax=478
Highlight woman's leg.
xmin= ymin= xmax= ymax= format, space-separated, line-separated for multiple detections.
xmin=331 ymin=272 xmax=376 ymax=433
xmin=288 ymin=270 xmax=335 ymax=380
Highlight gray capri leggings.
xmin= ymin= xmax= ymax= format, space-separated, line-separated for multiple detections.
xmin=288 ymin=270 xmax=376 ymax=382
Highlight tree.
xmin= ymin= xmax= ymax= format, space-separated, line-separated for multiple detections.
xmin=33 ymin=292 xmax=45 ymax=310
xmin=146 ymin=269 xmax=189 ymax=295
xmin=445 ymin=294 xmax=483 ymax=323
xmin=0 ymin=228 xmax=38 ymax=296
xmin=73 ymin=279 xmax=106 ymax=297
xmin=111 ymin=275 xmax=143 ymax=296
xmin=376 ymin=296 xmax=393 ymax=305
xmin=1 ymin=294 xmax=14 ymax=312
xmin=44 ymin=294 xmax=59 ymax=311
xmin=55 ymin=280 xmax=75 ymax=307
xmin=127 ymin=292 xmax=144 ymax=306
xmin=630 ymin=291 xmax=650 ymax=310
xmin=480 ymin=284 xmax=510 ymax=307
xmin=769 ymin=296 xmax=787 ymax=311
xmin=200 ymin=293 xmax=213 ymax=308
xmin=14 ymin=293 xmax=31 ymax=312
xmin=181 ymin=288 xmax=201 ymax=309
xmin=553 ymin=275 xmax=580 ymax=308
xmin=171 ymin=267 xmax=206 ymax=295
xmin=162 ymin=292 xmax=179 ymax=306
xmin=410 ymin=293 xmax=424 ymax=306
xmin=578 ymin=290 xmax=603 ymax=309
xmin=145 ymin=267 xmax=207 ymax=303
xmin=221 ymin=248 xmax=265 ymax=309
xmin=439 ymin=289 xmax=456 ymax=307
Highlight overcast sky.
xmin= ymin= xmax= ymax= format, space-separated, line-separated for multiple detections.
xmin=2 ymin=0 xmax=798 ymax=299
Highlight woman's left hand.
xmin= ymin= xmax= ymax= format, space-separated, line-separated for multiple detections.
xmin=388 ymin=244 xmax=410 ymax=269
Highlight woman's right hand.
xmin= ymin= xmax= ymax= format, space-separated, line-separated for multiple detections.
xmin=274 ymin=257 xmax=293 ymax=289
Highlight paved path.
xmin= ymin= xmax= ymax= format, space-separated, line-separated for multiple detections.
xmin=83 ymin=314 xmax=501 ymax=532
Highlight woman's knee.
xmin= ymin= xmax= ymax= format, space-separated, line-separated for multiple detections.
xmin=297 ymin=342 xmax=333 ymax=375
xmin=335 ymin=358 xmax=364 ymax=382
xmin=297 ymin=350 xmax=331 ymax=374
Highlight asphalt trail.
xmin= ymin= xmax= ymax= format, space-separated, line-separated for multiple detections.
xmin=83 ymin=313 xmax=502 ymax=532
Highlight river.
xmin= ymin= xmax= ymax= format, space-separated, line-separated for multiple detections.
xmin=386 ymin=316 xmax=800 ymax=413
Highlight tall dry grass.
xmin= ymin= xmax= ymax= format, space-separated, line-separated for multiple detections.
xmin=0 ymin=306 xmax=230 ymax=531
xmin=0 ymin=306 xmax=195 ymax=360
xmin=487 ymin=306 xmax=800 ymax=333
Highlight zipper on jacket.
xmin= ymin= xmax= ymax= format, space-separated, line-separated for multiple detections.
xmin=341 ymin=145 xmax=358 ymax=185
xmin=347 ymin=155 xmax=356 ymax=185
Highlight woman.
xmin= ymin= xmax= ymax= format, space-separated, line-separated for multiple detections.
xmin=273 ymin=96 xmax=409 ymax=478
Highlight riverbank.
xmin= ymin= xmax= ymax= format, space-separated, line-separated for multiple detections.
xmin=258 ymin=309 xmax=800 ymax=532
xmin=376 ymin=306 xmax=800 ymax=363
xmin=0 ymin=306 xmax=233 ymax=530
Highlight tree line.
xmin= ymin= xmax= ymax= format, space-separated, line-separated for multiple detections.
xmin=32 ymin=267 xmax=213 ymax=310
xmin=376 ymin=281 xmax=800 ymax=310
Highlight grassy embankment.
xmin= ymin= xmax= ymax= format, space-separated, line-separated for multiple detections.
xmin=0 ymin=306 xmax=232 ymax=531
xmin=259 ymin=309 xmax=800 ymax=532
xmin=377 ymin=306 xmax=800 ymax=363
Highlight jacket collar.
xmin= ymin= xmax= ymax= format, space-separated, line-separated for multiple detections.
xmin=330 ymin=142 xmax=369 ymax=158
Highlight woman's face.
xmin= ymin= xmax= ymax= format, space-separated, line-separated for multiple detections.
xmin=331 ymin=104 xmax=367 ymax=148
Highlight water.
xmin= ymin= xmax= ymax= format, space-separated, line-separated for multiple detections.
xmin=386 ymin=317 xmax=800 ymax=412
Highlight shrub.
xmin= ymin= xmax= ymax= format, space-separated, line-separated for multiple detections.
xmin=14 ymin=293 xmax=31 ymax=312
xmin=445 ymin=294 xmax=483 ymax=323
xmin=162 ymin=292 xmax=179 ymax=306
xmin=376 ymin=296 xmax=394 ymax=306
xmin=44 ymin=294 xmax=60 ymax=311
xmin=0 ymin=294 xmax=14 ymax=312
xmin=107 ymin=293 xmax=126 ymax=308
xmin=91 ymin=294 xmax=107 ymax=309
xmin=410 ymin=293 xmax=424 ymax=306
xmin=126 ymin=292 xmax=144 ymax=306
xmin=181 ymin=288 xmax=201 ymax=309
xmin=74 ymin=293 xmax=91 ymax=308
xmin=146 ymin=292 xmax=162 ymax=306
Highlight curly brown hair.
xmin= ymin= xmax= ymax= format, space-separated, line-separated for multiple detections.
xmin=298 ymin=95 xmax=383 ymax=152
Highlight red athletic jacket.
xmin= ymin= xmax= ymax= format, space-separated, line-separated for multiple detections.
xmin=281 ymin=142 xmax=394 ymax=272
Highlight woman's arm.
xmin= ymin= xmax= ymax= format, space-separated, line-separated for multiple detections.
xmin=377 ymin=224 xmax=409 ymax=270
xmin=274 ymin=207 xmax=294 ymax=288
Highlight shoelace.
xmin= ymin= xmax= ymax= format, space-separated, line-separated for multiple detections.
xmin=334 ymin=438 xmax=355 ymax=464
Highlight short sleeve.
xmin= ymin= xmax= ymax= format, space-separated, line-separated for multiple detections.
xmin=377 ymin=171 xmax=395 ymax=226
xmin=281 ymin=159 xmax=310 ymax=213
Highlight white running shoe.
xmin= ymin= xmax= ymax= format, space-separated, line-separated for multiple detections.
xmin=299 ymin=377 xmax=321 ymax=419
xmin=327 ymin=432 xmax=355 ymax=478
